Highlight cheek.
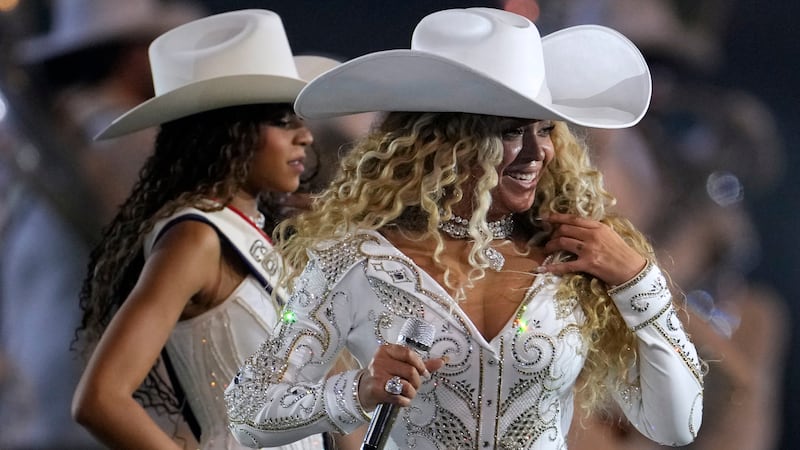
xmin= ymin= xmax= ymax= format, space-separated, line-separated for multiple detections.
xmin=252 ymin=141 xmax=275 ymax=164
xmin=249 ymin=147 xmax=283 ymax=181
xmin=541 ymin=139 xmax=555 ymax=164
xmin=502 ymin=140 xmax=523 ymax=164
xmin=256 ymin=133 xmax=290 ymax=166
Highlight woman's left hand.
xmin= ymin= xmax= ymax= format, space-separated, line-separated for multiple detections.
xmin=538 ymin=213 xmax=646 ymax=286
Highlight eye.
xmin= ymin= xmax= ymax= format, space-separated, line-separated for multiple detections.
xmin=536 ymin=121 xmax=555 ymax=137
xmin=502 ymin=127 xmax=525 ymax=140
xmin=266 ymin=113 xmax=302 ymax=129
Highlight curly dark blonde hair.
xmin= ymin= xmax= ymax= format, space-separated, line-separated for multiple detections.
xmin=277 ymin=111 xmax=659 ymax=412
xmin=74 ymin=102 xmax=294 ymax=414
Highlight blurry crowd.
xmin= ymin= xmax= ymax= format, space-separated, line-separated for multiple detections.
xmin=0 ymin=0 xmax=791 ymax=448
xmin=0 ymin=1 xmax=206 ymax=447
xmin=529 ymin=0 xmax=790 ymax=448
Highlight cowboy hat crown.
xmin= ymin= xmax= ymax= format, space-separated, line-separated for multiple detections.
xmin=96 ymin=9 xmax=336 ymax=140
xmin=295 ymin=7 xmax=651 ymax=129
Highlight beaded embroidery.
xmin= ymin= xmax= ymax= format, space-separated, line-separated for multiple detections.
xmin=225 ymin=232 xmax=703 ymax=449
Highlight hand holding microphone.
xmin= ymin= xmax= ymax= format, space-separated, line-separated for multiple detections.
xmin=361 ymin=317 xmax=438 ymax=450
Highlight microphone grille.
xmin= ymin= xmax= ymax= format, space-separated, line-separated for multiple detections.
xmin=397 ymin=317 xmax=436 ymax=350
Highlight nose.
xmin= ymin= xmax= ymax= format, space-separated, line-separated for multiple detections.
xmin=295 ymin=123 xmax=314 ymax=147
xmin=522 ymin=130 xmax=546 ymax=162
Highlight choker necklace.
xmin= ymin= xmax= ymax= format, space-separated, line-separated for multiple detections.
xmin=439 ymin=214 xmax=514 ymax=240
xmin=438 ymin=214 xmax=514 ymax=271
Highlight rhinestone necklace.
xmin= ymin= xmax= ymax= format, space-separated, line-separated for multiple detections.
xmin=438 ymin=214 xmax=514 ymax=271
xmin=439 ymin=214 xmax=514 ymax=240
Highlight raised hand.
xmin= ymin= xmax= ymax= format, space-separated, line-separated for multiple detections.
xmin=537 ymin=213 xmax=647 ymax=287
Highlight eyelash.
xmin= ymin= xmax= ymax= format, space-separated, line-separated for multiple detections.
xmin=538 ymin=124 xmax=555 ymax=136
xmin=267 ymin=115 xmax=299 ymax=129
xmin=502 ymin=127 xmax=526 ymax=139
xmin=501 ymin=123 xmax=555 ymax=140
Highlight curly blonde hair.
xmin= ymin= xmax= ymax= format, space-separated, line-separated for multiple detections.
xmin=277 ymin=111 xmax=658 ymax=412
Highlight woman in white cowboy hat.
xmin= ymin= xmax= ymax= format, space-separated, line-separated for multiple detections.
xmin=225 ymin=7 xmax=703 ymax=450
xmin=71 ymin=9 xmax=342 ymax=450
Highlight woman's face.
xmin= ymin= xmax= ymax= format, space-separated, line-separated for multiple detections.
xmin=488 ymin=119 xmax=555 ymax=218
xmin=246 ymin=111 xmax=314 ymax=194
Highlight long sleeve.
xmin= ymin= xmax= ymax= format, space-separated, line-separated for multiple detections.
xmin=225 ymin=253 xmax=373 ymax=448
xmin=608 ymin=261 xmax=704 ymax=446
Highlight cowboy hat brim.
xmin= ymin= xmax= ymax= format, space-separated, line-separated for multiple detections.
xmin=295 ymin=25 xmax=651 ymax=129
xmin=95 ymin=74 xmax=306 ymax=139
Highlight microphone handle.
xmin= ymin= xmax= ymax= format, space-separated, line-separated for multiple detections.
xmin=361 ymin=317 xmax=435 ymax=449
xmin=361 ymin=402 xmax=399 ymax=450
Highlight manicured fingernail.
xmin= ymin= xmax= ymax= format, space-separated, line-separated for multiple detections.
xmin=422 ymin=370 xmax=431 ymax=380
xmin=534 ymin=266 xmax=547 ymax=273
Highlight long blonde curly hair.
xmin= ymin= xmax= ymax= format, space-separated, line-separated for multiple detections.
xmin=277 ymin=111 xmax=658 ymax=412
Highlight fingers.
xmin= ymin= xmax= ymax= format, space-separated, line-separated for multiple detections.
xmin=537 ymin=213 xmax=647 ymax=285
xmin=359 ymin=343 xmax=443 ymax=410
xmin=543 ymin=215 xmax=596 ymax=254
xmin=424 ymin=356 xmax=446 ymax=374
xmin=541 ymin=212 xmax=600 ymax=229
xmin=543 ymin=221 xmax=595 ymax=266
xmin=545 ymin=218 xmax=595 ymax=245
xmin=543 ymin=234 xmax=587 ymax=257
xmin=377 ymin=344 xmax=431 ymax=386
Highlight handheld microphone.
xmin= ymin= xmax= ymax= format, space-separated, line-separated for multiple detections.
xmin=361 ymin=317 xmax=436 ymax=450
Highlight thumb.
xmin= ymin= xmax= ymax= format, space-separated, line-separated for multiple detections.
xmin=424 ymin=357 xmax=445 ymax=375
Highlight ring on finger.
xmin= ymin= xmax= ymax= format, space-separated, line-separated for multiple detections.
xmin=384 ymin=376 xmax=404 ymax=395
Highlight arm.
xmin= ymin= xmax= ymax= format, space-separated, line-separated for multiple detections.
xmin=607 ymin=262 xmax=703 ymax=446
xmin=540 ymin=213 xmax=703 ymax=445
xmin=72 ymin=221 xmax=225 ymax=449
xmin=225 ymin=256 xmax=371 ymax=447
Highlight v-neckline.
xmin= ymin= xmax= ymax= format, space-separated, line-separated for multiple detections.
xmin=365 ymin=230 xmax=548 ymax=349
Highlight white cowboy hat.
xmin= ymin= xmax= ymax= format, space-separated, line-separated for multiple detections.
xmin=95 ymin=10 xmax=338 ymax=140
xmin=295 ymin=7 xmax=652 ymax=129
xmin=16 ymin=0 xmax=204 ymax=64
xmin=294 ymin=54 xmax=342 ymax=82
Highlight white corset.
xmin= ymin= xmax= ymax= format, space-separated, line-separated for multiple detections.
xmin=166 ymin=280 xmax=324 ymax=449
xmin=146 ymin=207 xmax=325 ymax=450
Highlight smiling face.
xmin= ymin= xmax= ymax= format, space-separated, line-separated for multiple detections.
xmin=488 ymin=118 xmax=555 ymax=218
xmin=245 ymin=110 xmax=314 ymax=195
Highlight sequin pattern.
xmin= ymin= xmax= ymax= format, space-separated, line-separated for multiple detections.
xmin=226 ymin=237 xmax=374 ymax=432
xmin=225 ymin=231 xmax=704 ymax=449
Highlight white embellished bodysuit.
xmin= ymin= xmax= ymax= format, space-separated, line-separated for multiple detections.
xmin=145 ymin=207 xmax=324 ymax=450
xmin=225 ymin=231 xmax=703 ymax=449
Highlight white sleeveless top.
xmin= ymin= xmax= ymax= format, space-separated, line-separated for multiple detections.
xmin=146 ymin=207 xmax=325 ymax=450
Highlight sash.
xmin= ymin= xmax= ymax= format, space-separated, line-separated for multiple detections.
xmin=145 ymin=206 xmax=287 ymax=304
xmin=145 ymin=205 xmax=287 ymax=442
